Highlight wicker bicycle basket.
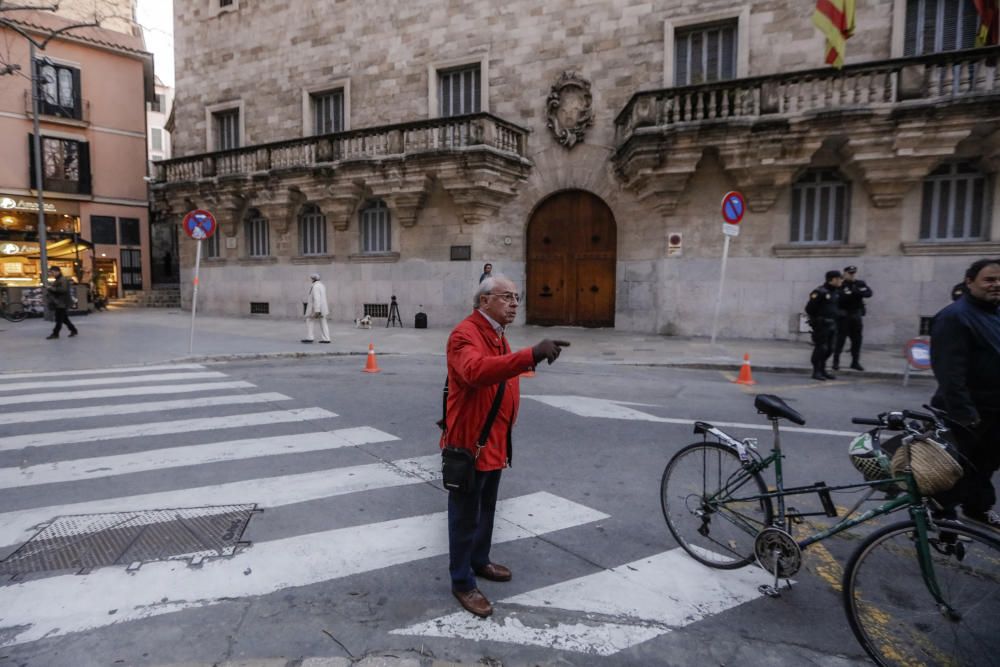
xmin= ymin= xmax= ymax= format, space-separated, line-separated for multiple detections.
xmin=890 ymin=436 xmax=963 ymax=496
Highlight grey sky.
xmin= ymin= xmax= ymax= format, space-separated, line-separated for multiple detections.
xmin=136 ymin=0 xmax=173 ymax=86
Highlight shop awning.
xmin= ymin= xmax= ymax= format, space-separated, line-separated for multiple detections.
xmin=0 ymin=236 xmax=93 ymax=259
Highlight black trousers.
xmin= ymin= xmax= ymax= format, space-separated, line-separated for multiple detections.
xmin=835 ymin=314 xmax=863 ymax=366
xmin=810 ymin=320 xmax=837 ymax=373
xmin=936 ymin=414 xmax=1000 ymax=517
xmin=52 ymin=308 xmax=77 ymax=336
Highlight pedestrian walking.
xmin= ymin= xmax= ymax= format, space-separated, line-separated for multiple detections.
xmin=479 ymin=263 xmax=493 ymax=283
xmin=45 ymin=266 xmax=78 ymax=340
xmin=930 ymin=258 xmax=1000 ymax=528
xmin=805 ymin=270 xmax=843 ymax=381
xmin=833 ymin=266 xmax=873 ymax=371
xmin=302 ymin=273 xmax=330 ymax=344
xmin=441 ymin=274 xmax=568 ymax=618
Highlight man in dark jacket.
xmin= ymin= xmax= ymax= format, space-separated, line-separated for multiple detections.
xmin=931 ymin=258 xmax=1000 ymax=528
xmin=441 ymin=275 xmax=568 ymax=617
xmin=805 ymin=270 xmax=843 ymax=381
xmin=45 ymin=266 xmax=78 ymax=339
xmin=833 ymin=266 xmax=873 ymax=371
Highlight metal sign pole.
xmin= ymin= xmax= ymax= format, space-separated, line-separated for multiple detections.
xmin=189 ymin=239 xmax=202 ymax=355
xmin=710 ymin=235 xmax=731 ymax=345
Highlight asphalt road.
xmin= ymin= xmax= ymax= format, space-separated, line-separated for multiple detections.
xmin=0 ymin=355 xmax=943 ymax=667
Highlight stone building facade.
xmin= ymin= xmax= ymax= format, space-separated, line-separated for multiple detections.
xmin=154 ymin=0 xmax=1000 ymax=343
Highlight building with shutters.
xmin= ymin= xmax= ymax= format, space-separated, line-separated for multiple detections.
xmin=0 ymin=8 xmax=154 ymax=305
xmin=153 ymin=0 xmax=1000 ymax=343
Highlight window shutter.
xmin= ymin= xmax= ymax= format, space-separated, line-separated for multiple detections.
xmin=721 ymin=27 xmax=736 ymax=80
xmin=941 ymin=0 xmax=959 ymax=51
xmin=71 ymin=68 xmax=82 ymax=120
xmin=78 ymin=141 xmax=92 ymax=194
xmin=904 ymin=0 xmax=919 ymax=55
xmin=675 ymin=33 xmax=689 ymax=86
xmin=706 ymin=29 xmax=720 ymax=83
xmin=28 ymin=134 xmax=37 ymax=189
xmin=922 ymin=0 xmax=940 ymax=53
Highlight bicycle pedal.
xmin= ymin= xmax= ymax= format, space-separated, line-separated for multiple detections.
xmin=758 ymin=584 xmax=782 ymax=598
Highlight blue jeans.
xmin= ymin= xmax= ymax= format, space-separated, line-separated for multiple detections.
xmin=448 ymin=468 xmax=502 ymax=592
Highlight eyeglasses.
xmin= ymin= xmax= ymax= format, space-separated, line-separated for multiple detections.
xmin=488 ymin=292 xmax=520 ymax=303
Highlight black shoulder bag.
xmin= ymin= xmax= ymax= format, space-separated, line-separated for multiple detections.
xmin=440 ymin=380 xmax=506 ymax=493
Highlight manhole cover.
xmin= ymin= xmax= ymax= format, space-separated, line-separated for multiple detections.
xmin=0 ymin=504 xmax=256 ymax=575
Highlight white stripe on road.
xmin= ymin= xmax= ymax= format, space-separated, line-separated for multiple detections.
xmin=0 ymin=407 xmax=337 ymax=452
xmin=525 ymin=395 xmax=860 ymax=437
xmin=394 ymin=548 xmax=773 ymax=655
xmin=0 ymin=453 xmax=439 ymax=547
xmin=0 ymin=392 xmax=293 ymax=425
xmin=0 ymin=381 xmax=257 ymax=407
xmin=0 ymin=364 xmax=207 ymax=381
xmin=0 ymin=492 xmax=607 ymax=647
xmin=0 ymin=427 xmax=398 ymax=489
xmin=0 ymin=371 xmax=229 ymax=393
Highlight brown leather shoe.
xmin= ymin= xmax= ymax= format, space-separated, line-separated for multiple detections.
xmin=474 ymin=562 xmax=512 ymax=582
xmin=453 ymin=588 xmax=492 ymax=618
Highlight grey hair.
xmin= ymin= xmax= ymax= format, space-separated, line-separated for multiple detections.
xmin=475 ymin=274 xmax=509 ymax=308
xmin=310 ymin=273 xmax=320 ymax=281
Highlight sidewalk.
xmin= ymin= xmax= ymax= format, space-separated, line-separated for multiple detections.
xmin=0 ymin=307 xmax=926 ymax=380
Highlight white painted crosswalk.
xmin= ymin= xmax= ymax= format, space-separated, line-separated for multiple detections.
xmin=0 ymin=380 xmax=257 ymax=406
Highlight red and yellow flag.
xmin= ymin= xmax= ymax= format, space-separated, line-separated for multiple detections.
xmin=813 ymin=0 xmax=856 ymax=69
xmin=974 ymin=0 xmax=1000 ymax=47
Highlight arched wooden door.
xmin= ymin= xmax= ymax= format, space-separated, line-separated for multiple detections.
xmin=526 ymin=190 xmax=617 ymax=327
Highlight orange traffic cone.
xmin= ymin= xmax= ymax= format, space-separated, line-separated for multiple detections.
xmin=362 ymin=343 xmax=381 ymax=373
xmin=733 ymin=353 xmax=756 ymax=385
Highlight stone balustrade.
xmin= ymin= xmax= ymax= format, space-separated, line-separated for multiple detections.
xmin=615 ymin=46 xmax=1000 ymax=144
xmin=154 ymin=113 xmax=529 ymax=184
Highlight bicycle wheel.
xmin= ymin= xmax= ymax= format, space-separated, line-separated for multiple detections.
xmin=844 ymin=519 xmax=1000 ymax=667
xmin=660 ymin=441 xmax=774 ymax=569
xmin=5 ymin=305 xmax=28 ymax=322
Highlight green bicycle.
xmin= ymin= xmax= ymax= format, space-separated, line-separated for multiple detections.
xmin=660 ymin=394 xmax=1000 ymax=667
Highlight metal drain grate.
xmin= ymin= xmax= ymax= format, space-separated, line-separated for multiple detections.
xmin=0 ymin=504 xmax=256 ymax=575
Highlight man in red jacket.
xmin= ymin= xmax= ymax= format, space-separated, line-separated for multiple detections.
xmin=442 ymin=274 xmax=568 ymax=618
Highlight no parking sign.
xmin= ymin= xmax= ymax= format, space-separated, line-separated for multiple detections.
xmin=721 ymin=191 xmax=744 ymax=237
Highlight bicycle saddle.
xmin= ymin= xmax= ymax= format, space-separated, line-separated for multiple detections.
xmin=754 ymin=394 xmax=806 ymax=425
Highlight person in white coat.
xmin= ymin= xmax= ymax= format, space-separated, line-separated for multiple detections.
xmin=302 ymin=273 xmax=331 ymax=343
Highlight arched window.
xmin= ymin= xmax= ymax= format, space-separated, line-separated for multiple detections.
xmin=790 ymin=170 xmax=850 ymax=244
xmin=920 ymin=162 xmax=989 ymax=241
xmin=360 ymin=200 xmax=391 ymax=254
xmin=298 ymin=203 xmax=327 ymax=255
xmin=244 ymin=208 xmax=270 ymax=257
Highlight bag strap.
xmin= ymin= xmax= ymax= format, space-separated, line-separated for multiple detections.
xmin=477 ymin=381 xmax=506 ymax=449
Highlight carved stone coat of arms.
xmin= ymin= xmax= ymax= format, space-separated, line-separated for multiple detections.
xmin=546 ymin=71 xmax=594 ymax=149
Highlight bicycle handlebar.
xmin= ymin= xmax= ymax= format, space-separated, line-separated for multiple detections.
xmin=851 ymin=409 xmax=944 ymax=430
xmin=851 ymin=418 xmax=882 ymax=426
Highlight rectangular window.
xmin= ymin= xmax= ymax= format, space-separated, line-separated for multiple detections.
xmin=119 ymin=218 xmax=141 ymax=246
xmin=150 ymin=93 xmax=166 ymax=113
xmin=904 ymin=0 xmax=978 ymax=55
xmin=298 ymin=208 xmax=328 ymax=255
xmin=213 ymin=109 xmax=240 ymax=151
xmin=206 ymin=230 xmax=221 ymax=258
xmin=151 ymin=128 xmax=164 ymax=151
xmin=311 ymin=90 xmax=344 ymax=135
xmin=91 ymin=216 xmax=117 ymax=245
xmin=35 ymin=60 xmax=81 ymax=119
xmin=30 ymin=135 xmax=91 ymax=195
xmin=674 ymin=21 xmax=738 ymax=86
xmin=245 ymin=215 xmax=270 ymax=257
xmin=790 ymin=171 xmax=850 ymax=244
xmin=361 ymin=202 xmax=391 ymax=253
xmin=919 ymin=163 xmax=988 ymax=241
xmin=438 ymin=64 xmax=481 ymax=117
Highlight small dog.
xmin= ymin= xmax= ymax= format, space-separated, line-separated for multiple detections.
xmin=354 ymin=315 xmax=372 ymax=329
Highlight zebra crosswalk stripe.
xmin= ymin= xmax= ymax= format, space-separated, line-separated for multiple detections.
xmin=0 ymin=371 xmax=229 ymax=393
xmin=0 ymin=492 xmax=609 ymax=648
xmin=0 ymin=381 xmax=257 ymax=407
xmin=0 ymin=407 xmax=337 ymax=451
xmin=0 ymin=363 xmax=207 ymax=381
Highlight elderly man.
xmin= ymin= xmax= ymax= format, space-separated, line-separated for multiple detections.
xmin=931 ymin=258 xmax=1000 ymax=528
xmin=302 ymin=273 xmax=330 ymax=343
xmin=441 ymin=274 xmax=568 ymax=617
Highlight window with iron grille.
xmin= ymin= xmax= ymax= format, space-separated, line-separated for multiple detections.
xmin=311 ymin=89 xmax=344 ymax=135
xmin=205 ymin=229 xmax=221 ymax=258
xmin=790 ymin=171 xmax=850 ymax=244
xmin=213 ymin=109 xmax=240 ymax=150
xmin=904 ymin=0 xmax=979 ymax=55
xmin=244 ymin=209 xmax=270 ymax=257
xmin=438 ymin=64 xmax=481 ymax=117
xmin=35 ymin=60 xmax=81 ymax=119
xmin=360 ymin=200 xmax=391 ymax=254
xmin=364 ymin=303 xmax=388 ymax=318
xmin=674 ymin=21 xmax=737 ymax=86
xmin=250 ymin=301 xmax=269 ymax=314
xmin=298 ymin=204 xmax=328 ymax=255
xmin=920 ymin=162 xmax=989 ymax=241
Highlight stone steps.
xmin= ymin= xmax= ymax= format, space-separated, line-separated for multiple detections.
xmin=108 ymin=288 xmax=181 ymax=308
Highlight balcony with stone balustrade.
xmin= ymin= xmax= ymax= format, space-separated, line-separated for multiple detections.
xmin=613 ymin=46 xmax=1000 ymax=218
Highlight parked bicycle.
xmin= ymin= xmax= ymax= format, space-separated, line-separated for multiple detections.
xmin=0 ymin=296 xmax=28 ymax=322
xmin=660 ymin=394 xmax=999 ymax=667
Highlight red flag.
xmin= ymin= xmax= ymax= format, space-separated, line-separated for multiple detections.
xmin=974 ymin=0 xmax=999 ymax=47
xmin=813 ymin=0 xmax=856 ymax=68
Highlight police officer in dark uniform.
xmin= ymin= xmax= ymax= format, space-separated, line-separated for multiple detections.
xmin=805 ymin=270 xmax=843 ymax=381
xmin=833 ymin=266 xmax=873 ymax=371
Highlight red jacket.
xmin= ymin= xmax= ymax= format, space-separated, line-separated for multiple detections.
xmin=440 ymin=310 xmax=536 ymax=470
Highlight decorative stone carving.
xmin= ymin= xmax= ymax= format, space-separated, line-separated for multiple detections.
xmin=546 ymin=71 xmax=593 ymax=149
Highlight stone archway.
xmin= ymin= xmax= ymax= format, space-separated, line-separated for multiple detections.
xmin=526 ymin=190 xmax=617 ymax=327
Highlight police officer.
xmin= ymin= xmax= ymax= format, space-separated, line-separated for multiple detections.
xmin=805 ymin=270 xmax=843 ymax=381
xmin=833 ymin=266 xmax=873 ymax=371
